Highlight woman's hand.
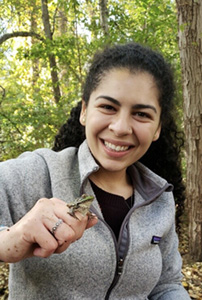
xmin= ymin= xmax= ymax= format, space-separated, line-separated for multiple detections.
xmin=0 ymin=197 xmax=98 ymax=263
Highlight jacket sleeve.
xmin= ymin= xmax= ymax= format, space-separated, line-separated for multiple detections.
xmin=0 ymin=152 xmax=52 ymax=226
xmin=148 ymin=221 xmax=191 ymax=300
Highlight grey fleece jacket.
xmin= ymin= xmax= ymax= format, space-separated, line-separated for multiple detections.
xmin=0 ymin=140 xmax=190 ymax=300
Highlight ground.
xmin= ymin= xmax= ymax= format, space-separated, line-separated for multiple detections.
xmin=1 ymin=214 xmax=202 ymax=300
xmin=179 ymin=213 xmax=202 ymax=300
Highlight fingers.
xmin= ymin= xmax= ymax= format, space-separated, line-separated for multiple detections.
xmin=4 ymin=197 xmax=98 ymax=261
xmin=86 ymin=214 xmax=98 ymax=229
xmin=50 ymin=211 xmax=94 ymax=244
xmin=52 ymin=216 xmax=85 ymax=254
xmin=53 ymin=214 xmax=98 ymax=254
xmin=33 ymin=198 xmax=97 ymax=257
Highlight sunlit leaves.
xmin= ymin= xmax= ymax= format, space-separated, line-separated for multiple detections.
xmin=0 ymin=0 xmax=183 ymax=161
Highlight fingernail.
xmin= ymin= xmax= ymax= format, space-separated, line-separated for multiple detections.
xmin=89 ymin=213 xmax=97 ymax=219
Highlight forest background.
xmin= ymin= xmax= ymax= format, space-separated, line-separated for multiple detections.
xmin=0 ymin=0 xmax=202 ymax=299
xmin=0 ymin=0 xmax=183 ymax=161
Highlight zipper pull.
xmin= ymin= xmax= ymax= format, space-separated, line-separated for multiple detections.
xmin=117 ymin=258 xmax=124 ymax=276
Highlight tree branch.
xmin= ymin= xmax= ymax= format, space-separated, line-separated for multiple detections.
xmin=0 ymin=31 xmax=44 ymax=45
xmin=0 ymin=85 xmax=6 ymax=98
xmin=0 ymin=85 xmax=6 ymax=106
xmin=52 ymin=7 xmax=58 ymax=36
xmin=0 ymin=113 xmax=22 ymax=135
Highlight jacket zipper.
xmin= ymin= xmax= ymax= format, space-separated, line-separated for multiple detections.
xmin=90 ymin=200 xmax=156 ymax=299
xmin=90 ymin=205 xmax=132 ymax=300
xmin=98 ymin=216 xmax=131 ymax=300
xmin=105 ymin=257 xmax=124 ymax=300
xmin=89 ymin=210 xmax=124 ymax=300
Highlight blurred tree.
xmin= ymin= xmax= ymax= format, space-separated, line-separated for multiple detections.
xmin=41 ymin=0 xmax=61 ymax=103
xmin=176 ymin=0 xmax=202 ymax=261
xmin=99 ymin=0 xmax=109 ymax=36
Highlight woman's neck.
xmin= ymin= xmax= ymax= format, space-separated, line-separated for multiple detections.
xmin=89 ymin=169 xmax=133 ymax=199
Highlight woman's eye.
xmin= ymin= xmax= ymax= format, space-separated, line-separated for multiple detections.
xmin=136 ymin=112 xmax=147 ymax=117
xmin=101 ymin=105 xmax=115 ymax=111
xmin=134 ymin=112 xmax=151 ymax=119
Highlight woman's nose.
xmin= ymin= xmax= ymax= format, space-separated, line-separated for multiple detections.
xmin=108 ymin=115 xmax=132 ymax=136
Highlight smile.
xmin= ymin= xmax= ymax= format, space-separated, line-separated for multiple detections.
xmin=104 ymin=141 xmax=130 ymax=152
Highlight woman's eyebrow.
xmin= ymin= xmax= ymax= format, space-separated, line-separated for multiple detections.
xmin=134 ymin=104 xmax=157 ymax=113
xmin=95 ymin=95 xmax=120 ymax=106
xmin=95 ymin=95 xmax=157 ymax=113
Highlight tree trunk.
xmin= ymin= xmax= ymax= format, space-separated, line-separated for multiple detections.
xmin=99 ymin=0 xmax=109 ymax=36
xmin=176 ymin=0 xmax=202 ymax=261
xmin=31 ymin=1 xmax=40 ymax=88
xmin=41 ymin=0 xmax=61 ymax=103
xmin=58 ymin=10 xmax=68 ymax=34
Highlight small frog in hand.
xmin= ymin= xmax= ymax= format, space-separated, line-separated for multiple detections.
xmin=67 ymin=194 xmax=94 ymax=219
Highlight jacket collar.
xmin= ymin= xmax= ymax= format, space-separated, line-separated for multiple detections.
xmin=78 ymin=140 xmax=99 ymax=193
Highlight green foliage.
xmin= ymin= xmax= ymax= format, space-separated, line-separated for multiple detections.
xmin=0 ymin=0 xmax=183 ymax=161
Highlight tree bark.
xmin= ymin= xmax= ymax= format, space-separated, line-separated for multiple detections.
xmin=31 ymin=1 xmax=40 ymax=88
xmin=176 ymin=0 xmax=202 ymax=261
xmin=99 ymin=0 xmax=109 ymax=36
xmin=41 ymin=0 xmax=61 ymax=103
xmin=58 ymin=10 xmax=68 ymax=34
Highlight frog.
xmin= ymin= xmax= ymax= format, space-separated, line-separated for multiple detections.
xmin=67 ymin=194 xmax=94 ymax=219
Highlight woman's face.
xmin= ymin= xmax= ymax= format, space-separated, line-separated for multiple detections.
xmin=80 ymin=69 xmax=161 ymax=176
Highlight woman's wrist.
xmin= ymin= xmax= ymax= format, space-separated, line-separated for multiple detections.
xmin=0 ymin=226 xmax=10 ymax=262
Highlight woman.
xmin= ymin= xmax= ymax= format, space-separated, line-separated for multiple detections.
xmin=0 ymin=42 xmax=190 ymax=299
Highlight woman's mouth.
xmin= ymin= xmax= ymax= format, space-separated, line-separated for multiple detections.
xmin=104 ymin=140 xmax=130 ymax=152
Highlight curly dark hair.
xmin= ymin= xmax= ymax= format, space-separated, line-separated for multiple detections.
xmin=53 ymin=42 xmax=185 ymax=228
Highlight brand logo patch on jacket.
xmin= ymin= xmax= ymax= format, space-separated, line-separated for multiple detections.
xmin=151 ymin=236 xmax=161 ymax=244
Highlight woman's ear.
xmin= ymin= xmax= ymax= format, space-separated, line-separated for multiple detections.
xmin=79 ymin=100 xmax=87 ymax=126
xmin=153 ymin=124 xmax=161 ymax=141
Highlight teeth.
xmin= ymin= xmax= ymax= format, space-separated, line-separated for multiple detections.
xmin=104 ymin=141 xmax=129 ymax=152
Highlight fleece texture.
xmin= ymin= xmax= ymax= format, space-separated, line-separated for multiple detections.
xmin=0 ymin=140 xmax=190 ymax=300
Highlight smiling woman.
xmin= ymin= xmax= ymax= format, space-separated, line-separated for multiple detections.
xmin=0 ymin=42 xmax=190 ymax=300
xmin=79 ymin=70 xmax=161 ymax=184
xmin=54 ymin=43 xmax=185 ymax=226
